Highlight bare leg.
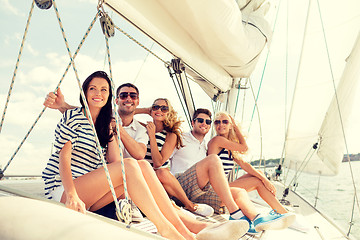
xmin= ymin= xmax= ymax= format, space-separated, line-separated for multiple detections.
xmin=137 ymin=160 xmax=196 ymax=240
xmin=156 ymin=168 xmax=197 ymax=211
xmin=195 ymin=154 xmax=258 ymax=218
xmin=195 ymin=154 xmax=239 ymax=213
xmin=173 ymin=203 xmax=209 ymax=234
xmin=230 ymin=187 xmax=257 ymax=220
xmin=230 ymin=174 xmax=287 ymax=214
xmin=66 ymin=159 xmax=186 ymax=240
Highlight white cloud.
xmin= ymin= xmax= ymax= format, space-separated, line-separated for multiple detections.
xmin=26 ymin=44 xmax=39 ymax=57
xmin=0 ymin=0 xmax=23 ymax=16
xmin=0 ymin=133 xmax=50 ymax=175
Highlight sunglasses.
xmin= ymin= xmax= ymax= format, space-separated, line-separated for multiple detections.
xmin=152 ymin=104 xmax=169 ymax=113
xmin=119 ymin=92 xmax=138 ymax=100
xmin=214 ymin=119 xmax=229 ymax=125
xmin=194 ymin=117 xmax=212 ymax=125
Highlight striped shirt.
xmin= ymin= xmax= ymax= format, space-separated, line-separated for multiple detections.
xmin=42 ymin=108 xmax=104 ymax=199
xmin=217 ymin=148 xmax=236 ymax=176
xmin=144 ymin=130 xmax=170 ymax=168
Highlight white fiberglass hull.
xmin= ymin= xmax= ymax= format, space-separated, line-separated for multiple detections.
xmin=0 ymin=179 xmax=354 ymax=240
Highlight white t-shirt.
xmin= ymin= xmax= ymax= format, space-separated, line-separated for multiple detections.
xmin=119 ymin=118 xmax=149 ymax=159
xmin=170 ymin=131 xmax=207 ymax=174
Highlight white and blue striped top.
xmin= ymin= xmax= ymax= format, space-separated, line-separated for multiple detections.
xmin=144 ymin=130 xmax=170 ymax=168
xmin=218 ymin=148 xmax=236 ymax=176
xmin=42 ymin=108 xmax=104 ymax=199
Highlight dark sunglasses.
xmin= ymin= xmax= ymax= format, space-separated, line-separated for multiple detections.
xmin=152 ymin=104 xmax=169 ymax=113
xmin=119 ymin=92 xmax=138 ymax=100
xmin=214 ymin=119 xmax=229 ymax=125
xmin=194 ymin=117 xmax=212 ymax=125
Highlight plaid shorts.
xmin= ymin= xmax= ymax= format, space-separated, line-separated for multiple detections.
xmin=176 ymin=164 xmax=226 ymax=214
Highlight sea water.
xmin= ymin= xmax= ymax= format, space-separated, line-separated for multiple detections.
xmin=283 ymin=161 xmax=360 ymax=239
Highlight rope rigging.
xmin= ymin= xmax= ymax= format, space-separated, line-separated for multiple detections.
xmin=278 ymin=0 xmax=359 ymax=234
xmin=0 ymin=0 xmax=35 ymax=135
xmin=1 ymin=0 xmax=132 ymax=224
xmin=167 ymin=58 xmax=196 ymax=128
xmin=1 ymin=6 xmax=100 ymax=175
xmin=104 ymin=34 xmax=132 ymax=224
xmin=167 ymin=65 xmax=192 ymax=129
xmin=315 ymin=0 xmax=359 ymax=225
xmin=112 ymin=23 xmax=168 ymax=66
xmin=52 ymin=0 xmax=128 ymax=224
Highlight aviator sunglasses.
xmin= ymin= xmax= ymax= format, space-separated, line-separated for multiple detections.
xmin=152 ymin=104 xmax=169 ymax=113
xmin=119 ymin=92 xmax=138 ymax=100
xmin=194 ymin=117 xmax=212 ymax=125
xmin=214 ymin=119 xmax=229 ymax=125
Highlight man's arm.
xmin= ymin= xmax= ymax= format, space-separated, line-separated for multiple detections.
xmin=135 ymin=107 xmax=151 ymax=115
xmin=111 ymin=119 xmax=148 ymax=160
xmin=119 ymin=126 xmax=147 ymax=160
xmin=43 ymin=88 xmax=77 ymax=114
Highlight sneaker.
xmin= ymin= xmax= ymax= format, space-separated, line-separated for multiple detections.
xmin=117 ymin=199 xmax=132 ymax=223
xmin=131 ymin=205 xmax=144 ymax=222
xmin=289 ymin=214 xmax=309 ymax=233
xmin=193 ymin=203 xmax=214 ymax=217
xmin=180 ymin=208 xmax=197 ymax=219
xmin=129 ymin=201 xmax=144 ymax=222
xmin=229 ymin=215 xmax=259 ymax=235
xmin=196 ymin=220 xmax=249 ymax=240
xmin=254 ymin=210 xmax=296 ymax=232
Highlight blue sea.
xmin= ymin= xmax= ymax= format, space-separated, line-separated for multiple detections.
xmin=281 ymin=161 xmax=360 ymax=239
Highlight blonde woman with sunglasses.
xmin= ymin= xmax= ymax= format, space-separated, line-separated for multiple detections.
xmin=136 ymin=98 xmax=214 ymax=217
xmin=208 ymin=112 xmax=290 ymax=217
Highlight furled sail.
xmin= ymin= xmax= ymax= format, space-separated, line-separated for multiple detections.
xmin=104 ymin=0 xmax=272 ymax=99
xmin=284 ymin=32 xmax=360 ymax=176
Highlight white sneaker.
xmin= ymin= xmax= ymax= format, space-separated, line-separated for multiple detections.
xmin=254 ymin=210 xmax=296 ymax=232
xmin=129 ymin=201 xmax=144 ymax=222
xmin=196 ymin=220 xmax=249 ymax=240
xmin=180 ymin=208 xmax=197 ymax=219
xmin=193 ymin=203 xmax=214 ymax=217
xmin=289 ymin=214 xmax=309 ymax=233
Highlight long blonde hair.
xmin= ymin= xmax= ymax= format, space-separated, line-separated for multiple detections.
xmin=152 ymin=98 xmax=184 ymax=149
xmin=214 ymin=111 xmax=245 ymax=159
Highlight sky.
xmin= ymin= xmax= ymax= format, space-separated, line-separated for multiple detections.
xmin=0 ymin=0 xmax=359 ymax=175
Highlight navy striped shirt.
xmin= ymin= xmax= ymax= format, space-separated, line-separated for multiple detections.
xmin=42 ymin=108 xmax=104 ymax=199
xmin=144 ymin=130 xmax=170 ymax=168
xmin=218 ymin=148 xmax=236 ymax=176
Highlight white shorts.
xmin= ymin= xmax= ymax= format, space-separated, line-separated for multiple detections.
xmin=50 ymin=185 xmax=64 ymax=202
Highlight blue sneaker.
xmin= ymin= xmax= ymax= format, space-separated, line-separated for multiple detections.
xmin=229 ymin=215 xmax=259 ymax=235
xmin=254 ymin=210 xmax=296 ymax=232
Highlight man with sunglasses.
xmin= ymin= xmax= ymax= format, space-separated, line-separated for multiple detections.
xmin=169 ymin=108 xmax=295 ymax=235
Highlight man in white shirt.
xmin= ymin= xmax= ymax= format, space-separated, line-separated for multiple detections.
xmin=112 ymin=83 xmax=148 ymax=159
xmin=168 ymin=108 xmax=295 ymax=234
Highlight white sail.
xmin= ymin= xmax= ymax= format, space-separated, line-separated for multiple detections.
xmin=104 ymin=0 xmax=272 ymax=99
xmin=285 ymin=32 xmax=360 ymax=176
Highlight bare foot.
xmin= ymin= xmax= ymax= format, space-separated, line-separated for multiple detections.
xmin=157 ymin=225 xmax=187 ymax=240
